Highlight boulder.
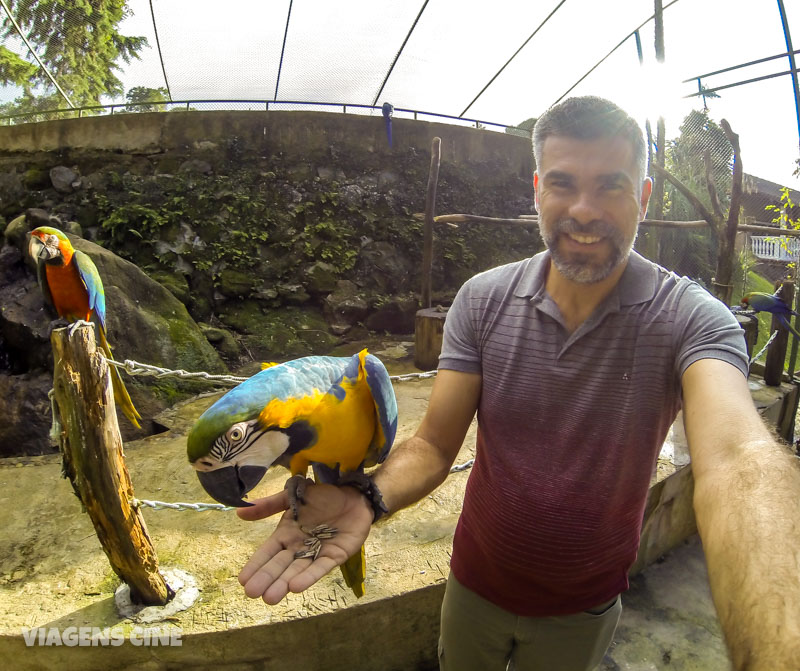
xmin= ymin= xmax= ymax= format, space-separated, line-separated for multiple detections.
xmin=0 ymin=212 xmax=228 ymax=454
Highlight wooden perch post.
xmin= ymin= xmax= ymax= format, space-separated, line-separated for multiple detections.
xmin=415 ymin=137 xmax=445 ymax=371
xmin=420 ymin=136 xmax=441 ymax=309
xmin=764 ymin=282 xmax=795 ymax=386
xmin=51 ymin=324 xmax=171 ymax=606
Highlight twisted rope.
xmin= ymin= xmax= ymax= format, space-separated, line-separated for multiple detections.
xmin=105 ymin=357 xmax=443 ymax=512
xmin=104 ymin=357 xmax=438 ymax=386
xmin=750 ymin=330 xmax=778 ymax=365
xmin=133 ymin=498 xmax=235 ymax=512
xmin=134 ymin=459 xmax=475 ymax=513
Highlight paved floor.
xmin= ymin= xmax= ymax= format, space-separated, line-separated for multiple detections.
xmin=601 ymin=535 xmax=731 ymax=670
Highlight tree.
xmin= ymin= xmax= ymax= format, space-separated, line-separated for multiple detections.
xmin=650 ymin=110 xmax=734 ymax=286
xmin=124 ymin=86 xmax=169 ymax=113
xmin=0 ymin=0 xmax=147 ymax=113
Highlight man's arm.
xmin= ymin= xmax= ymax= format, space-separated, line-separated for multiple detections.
xmin=682 ymin=358 xmax=800 ymax=670
xmin=374 ymin=368 xmax=482 ymax=514
xmin=237 ymin=369 xmax=481 ymax=603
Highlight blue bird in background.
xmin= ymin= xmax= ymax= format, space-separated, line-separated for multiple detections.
xmin=382 ymin=102 xmax=394 ymax=148
xmin=741 ymin=291 xmax=800 ymax=339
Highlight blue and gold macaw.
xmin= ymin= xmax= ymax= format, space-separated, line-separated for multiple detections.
xmin=187 ymin=348 xmax=398 ymax=597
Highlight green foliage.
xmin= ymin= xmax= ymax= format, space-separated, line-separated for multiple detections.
xmin=658 ymin=109 xmax=734 ymax=284
xmin=505 ymin=117 xmax=536 ymax=139
xmin=124 ymin=86 xmax=169 ymax=112
xmin=0 ymin=0 xmax=147 ymax=111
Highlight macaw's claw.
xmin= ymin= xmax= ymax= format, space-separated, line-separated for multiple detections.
xmin=285 ymin=474 xmax=315 ymax=520
xmin=67 ymin=319 xmax=94 ymax=338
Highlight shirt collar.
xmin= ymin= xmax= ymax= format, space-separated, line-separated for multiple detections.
xmin=513 ymin=249 xmax=658 ymax=307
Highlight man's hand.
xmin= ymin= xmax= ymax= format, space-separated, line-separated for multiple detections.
xmin=237 ymin=483 xmax=372 ymax=604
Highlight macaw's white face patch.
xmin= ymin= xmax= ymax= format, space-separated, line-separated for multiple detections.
xmin=192 ymin=420 xmax=290 ymax=471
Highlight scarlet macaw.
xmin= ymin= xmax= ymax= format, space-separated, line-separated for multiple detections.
xmin=28 ymin=226 xmax=142 ymax=429
xmin=741 ymin=291 xmax=800 ymax=339
xmin=187 ymin=349 xmax=398 ymax=597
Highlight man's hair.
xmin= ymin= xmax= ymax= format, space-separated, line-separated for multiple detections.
xmin=532 ymin=96 xmax=648 ymax=189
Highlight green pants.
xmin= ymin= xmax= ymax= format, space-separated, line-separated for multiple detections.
xmin=438 ymin=573 xmax=621 ymax=671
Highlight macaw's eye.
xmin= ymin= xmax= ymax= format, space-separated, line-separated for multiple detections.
xmin=228 ymin=424 xmax=247 ymax=442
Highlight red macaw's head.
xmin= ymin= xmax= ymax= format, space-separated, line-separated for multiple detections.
xmin=28 ymin=226 xmax=74 ymax=266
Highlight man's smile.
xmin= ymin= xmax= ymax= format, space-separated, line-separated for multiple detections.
xmin=565 ymin=232 xmax=603 ymax=245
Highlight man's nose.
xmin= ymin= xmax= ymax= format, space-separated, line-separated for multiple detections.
xmin=567 ymin=192 xmax=604 ymax=226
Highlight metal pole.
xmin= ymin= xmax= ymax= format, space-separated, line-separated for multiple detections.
xmin=776 ymin=0 xmax=800 ymax=154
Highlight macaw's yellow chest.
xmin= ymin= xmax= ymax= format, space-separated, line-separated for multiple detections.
xmin=260 ymin=378 xmax=377 ymax=476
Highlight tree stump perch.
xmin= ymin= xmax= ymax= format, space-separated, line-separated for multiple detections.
xmin=764 ymin=282 xmax=795 ymax=386
xmin=51 ymin=324 xmax=171 ymax=606
xmin=414 ymin=307 xmax=447 ymax=371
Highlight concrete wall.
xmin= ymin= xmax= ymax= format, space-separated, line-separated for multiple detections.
xmin=0 ymin=110 xmax=534 ymax=181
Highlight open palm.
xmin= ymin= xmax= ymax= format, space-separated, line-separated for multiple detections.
xmin=237 ymin=482 xmax=373 ymax=604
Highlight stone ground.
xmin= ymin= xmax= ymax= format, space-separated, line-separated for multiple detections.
xmin=0 ymin=338 xmax=737 ymax=669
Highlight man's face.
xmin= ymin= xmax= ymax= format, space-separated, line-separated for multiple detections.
xmin=534 ymin=135 xmax=651 ymax=284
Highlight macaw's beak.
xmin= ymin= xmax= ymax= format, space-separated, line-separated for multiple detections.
xmin=196 ymin=465 xmax=268 ymax=507
xmin=28 ymin=235 xmax=44 ymax=260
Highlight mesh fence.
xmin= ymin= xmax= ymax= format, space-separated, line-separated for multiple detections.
xmin=0 ymin=0 xmax=796 ymax=294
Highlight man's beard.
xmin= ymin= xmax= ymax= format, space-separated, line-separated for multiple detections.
xmin=539 ymin=216 xmax=637 ymax=284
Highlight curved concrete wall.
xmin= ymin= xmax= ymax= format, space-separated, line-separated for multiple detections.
xmin=0 ymin=110 xmax=534 ymax=181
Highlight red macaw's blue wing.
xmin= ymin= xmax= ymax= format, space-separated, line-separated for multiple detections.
xmin=73 ymin=249 xmax=107 ymax=330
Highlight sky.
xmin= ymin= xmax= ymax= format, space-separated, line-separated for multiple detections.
xmin=3 ymin=0 xmax=799 ymax=190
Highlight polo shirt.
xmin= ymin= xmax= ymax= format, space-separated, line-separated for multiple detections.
xmin=439 ymin=250 xmax=749 ymax=616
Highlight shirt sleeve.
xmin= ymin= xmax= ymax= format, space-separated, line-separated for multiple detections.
xmin=675 ymin=281 xmax=749 ymax=378
xmin=438 ymin=279 xmax=482 ymax=374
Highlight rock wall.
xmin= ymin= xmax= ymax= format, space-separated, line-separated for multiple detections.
xmin=0 ymin=111 xmax=540 ymax=455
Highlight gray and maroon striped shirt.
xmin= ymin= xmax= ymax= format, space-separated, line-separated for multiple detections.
xmin=440 ymin=250 xmax=748 ymax=616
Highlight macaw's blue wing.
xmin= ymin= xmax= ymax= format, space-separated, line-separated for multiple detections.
xmin=188 ymin=355 xmax=352 ymax=463
xmin=363 ymin=353 xmax=397 ymax=464
xmin=73 ymin=250 xmax=106 ymax=330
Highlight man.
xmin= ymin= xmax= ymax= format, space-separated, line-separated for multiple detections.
xmin=236 ymin=97 xmax=800 ymax=670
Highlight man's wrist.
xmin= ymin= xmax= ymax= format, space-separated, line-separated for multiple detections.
xmin=338 ymin=472 xmax=389 ymax=523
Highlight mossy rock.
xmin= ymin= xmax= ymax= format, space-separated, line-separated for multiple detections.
xmin=216 ymin=300 xmax=265 ymax=334
xmin=218 ymin=269 xmax=257 ymax=298
xmin=199 ymin=323 xmax=241 ymax=360
xmin=23 ymin=168 xmax=50 ymax=190
xmin=148 ymin=270 xmax=191 ymax=304
xmin=238 ymin=306 xmax=338 ymax=359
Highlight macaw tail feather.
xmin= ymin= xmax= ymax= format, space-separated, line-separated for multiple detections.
xmin=339 ymin=544 xmax=366 ymax=598
xmin=778 ymin=314 xmax=800 ymax=341
xmin=97 ymin=326 xmax=142 ymax=429
xmin=384 ymin=117 xmax=392 ymax=148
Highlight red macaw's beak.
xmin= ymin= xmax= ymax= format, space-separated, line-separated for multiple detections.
xmin=196 ymin=464 xmax=267 ymax=507
xmin=28 ymin=234 xmax=60 ymax=262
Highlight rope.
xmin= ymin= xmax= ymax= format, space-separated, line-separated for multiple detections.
xmin=105 ymin=358 xmax=249 ymax=385
xmin=750 ymin=330 xmax=778 ymax=365
xmin=133 ymin=498 xmax=235 ymax=512
xmin=134 ymin=460 xmax=475 ymax=513
xmin=450 ymin=459 xmax=474 ymax=473
xmin=103 ymin=357 xmax=438 ymax=386
xmin=102 ymin=358 xmax=441 ymax=513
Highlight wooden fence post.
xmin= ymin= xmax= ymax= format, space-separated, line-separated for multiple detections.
xmin=51 ymin=324 xmax=171 ymax=606
xmin=764 ymin=282 xmax=795 ymax=386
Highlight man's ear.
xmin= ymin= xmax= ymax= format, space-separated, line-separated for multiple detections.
xmin=533 ymin=172 xmax=540 ymax=210
xmin=639 ymin=177 xmax=653 ymax=219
